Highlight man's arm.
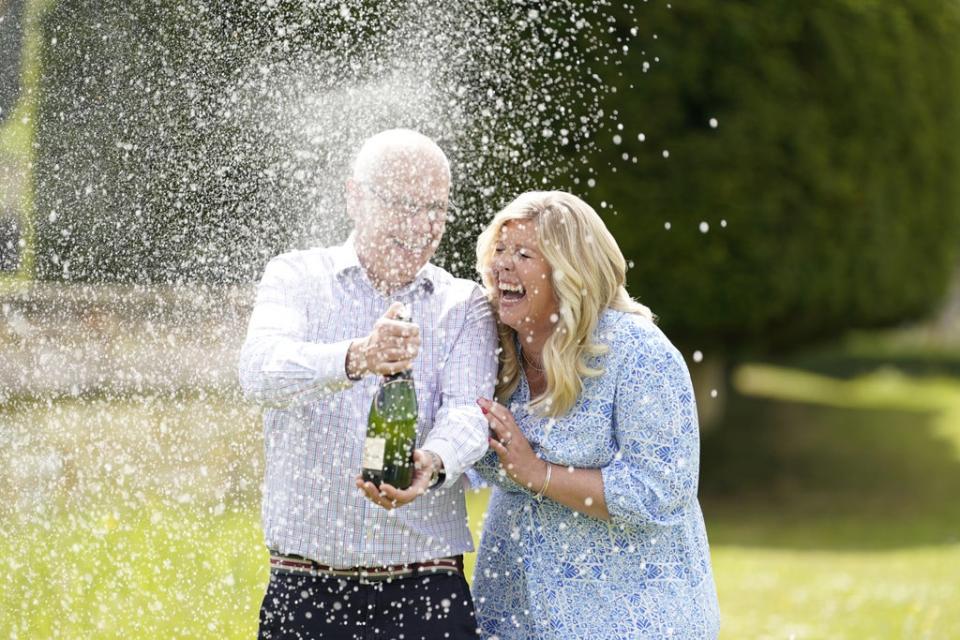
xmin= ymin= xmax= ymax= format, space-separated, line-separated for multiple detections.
xmin=239 ymin=254 xmax=423 ymax=408
xmin=238 ymin=254 xmax=354 ymax=407
xmin=420 ymin=285 xmax=499 ymax=488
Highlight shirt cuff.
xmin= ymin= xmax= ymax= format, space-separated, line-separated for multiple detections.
xmin=420 ymin=440 xmax=461 ymax=490
xmin=309 ymin=338 xmax=356 ymax=386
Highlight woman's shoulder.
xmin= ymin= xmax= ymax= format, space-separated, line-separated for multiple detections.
xmin=598 ymin=308 xmax=684 ymax=365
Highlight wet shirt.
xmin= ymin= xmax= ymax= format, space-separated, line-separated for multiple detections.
xmin=239 ymin=239 xmax=498 ymax=567
xmin=471 ymin=309 xmax=720 ymax=639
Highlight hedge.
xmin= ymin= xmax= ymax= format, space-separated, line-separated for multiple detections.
xmin=573 ymin=0 xmax=960 ymax=350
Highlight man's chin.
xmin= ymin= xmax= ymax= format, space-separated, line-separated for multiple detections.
xmin=387 ymin=246 xmax=433 ymax=278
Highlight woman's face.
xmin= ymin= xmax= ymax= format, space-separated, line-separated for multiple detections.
xmin=489 ymin=220 xmax=560 ymax=338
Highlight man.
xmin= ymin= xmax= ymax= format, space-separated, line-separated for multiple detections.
xmin=239 ymin=129 xmax=498 ymax=639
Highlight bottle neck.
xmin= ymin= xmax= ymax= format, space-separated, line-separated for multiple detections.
xmin=383 ymin=369 xmax=413 ymax=383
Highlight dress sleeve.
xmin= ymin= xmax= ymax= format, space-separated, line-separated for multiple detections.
xmin=601 ymin=322 xmax=701 ymax=527
xmin=467 ymin=449 xmax=529 ymax=494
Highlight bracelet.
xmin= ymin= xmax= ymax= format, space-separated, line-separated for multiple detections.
xmin=534 ymin=462 xmax=552 ymax=501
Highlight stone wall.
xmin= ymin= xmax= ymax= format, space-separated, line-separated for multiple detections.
xmin=0 ymin=282 xmax=255 ymax=399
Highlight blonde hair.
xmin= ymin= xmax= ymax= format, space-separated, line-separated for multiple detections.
xmin=476 ymin=191 xmax=654 ymax=418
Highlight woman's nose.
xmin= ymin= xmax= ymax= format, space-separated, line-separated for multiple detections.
xmin=492 ymin=252 xmax=512 ymax=272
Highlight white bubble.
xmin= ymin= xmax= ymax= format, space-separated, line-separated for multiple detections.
xmin=720 ymin=219 xmax=727 ymax=228
xmin=710 ymin=389 xmax=718 ymax=398
xmin=699 ymin=221 xmax=709 ymax=233
xmin=584 ymin=496 xmax=594 ymax=507
xmin=664 ymin=222 xmax=671 ymax=230
xmin=549 ymin=313 xmax=559 ymax=323
xmin=612 ymin=134 xmax=622 ymax=145
xmin=709 ymin=117 xmax=719 ymax=128
xmin=693 ymin=350 xmax=703 ymax=363
xmin=661 ymin=150 xmax=669 ymax=158
xmin=637 ymin=133 xmax=646 ymax=142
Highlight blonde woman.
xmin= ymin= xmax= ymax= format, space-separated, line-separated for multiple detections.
xmin=471 ymin=191 xmax=720 ymax=639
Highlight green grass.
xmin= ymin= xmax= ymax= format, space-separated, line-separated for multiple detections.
xmin=1 ymin=504 xmax=267 ymax=638
xmin=698 ymin=350 xmax=960 ymax=639
xmin=712 ymin=546 xmax=959 ymax=640
xmin=4 ymin=344 xmax=960 ymax=638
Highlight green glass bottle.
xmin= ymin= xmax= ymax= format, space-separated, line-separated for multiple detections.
xmin=361 ymin=310 xmax=418 ymax=489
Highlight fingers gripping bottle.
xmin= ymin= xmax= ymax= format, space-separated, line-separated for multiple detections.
xmin=361 ymin=305 xmax=418 ymax=489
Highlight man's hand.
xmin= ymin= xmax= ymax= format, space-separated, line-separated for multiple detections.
xmin=355 ymin=449 xmax=438 ymax=510
xmin=346 ymin=302 xmax=421 ymax=378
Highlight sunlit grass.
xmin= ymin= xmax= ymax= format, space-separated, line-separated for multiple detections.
xmin=1 ymin=503 xmax=266 ymax=638
xmin=712 ymin=545 xmax=960 ymax=640
xmin=4 ymin=347 xmax=960 ymax=638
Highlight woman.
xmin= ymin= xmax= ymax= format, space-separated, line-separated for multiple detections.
xmin=471 ymin=191 xmax=720 ymax=639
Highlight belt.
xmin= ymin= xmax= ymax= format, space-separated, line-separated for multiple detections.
xmin=269 ymin=552 xmax=464 ymax=583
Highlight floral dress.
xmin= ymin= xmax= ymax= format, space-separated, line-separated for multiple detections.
xmin=471 ymin=309 xmax=720 ymax=639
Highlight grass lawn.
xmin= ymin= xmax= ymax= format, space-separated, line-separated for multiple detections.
xmin=3 ymin=340 xmax=960 ymax=638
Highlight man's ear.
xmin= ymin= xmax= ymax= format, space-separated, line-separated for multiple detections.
xmin=345 ymin=178 xmax=363 ymax=224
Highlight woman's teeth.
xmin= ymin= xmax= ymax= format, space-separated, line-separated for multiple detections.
xmin=499 ymin=282 xmax=525 ymax=300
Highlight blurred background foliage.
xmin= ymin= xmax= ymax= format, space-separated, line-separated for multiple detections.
xmin=583 ymin=0 xmax=960 ymax=352
xmin=3 ymin=0 xmax=960 ymax=638
xmin=11 ymin=0 xmax=959 ymax=354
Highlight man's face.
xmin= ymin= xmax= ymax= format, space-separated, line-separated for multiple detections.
xmin=352 ymin=157 xmax=449 ymax=284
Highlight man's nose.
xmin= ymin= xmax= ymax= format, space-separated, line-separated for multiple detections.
xmin=406 ymin=208 xmax=437 ymax=234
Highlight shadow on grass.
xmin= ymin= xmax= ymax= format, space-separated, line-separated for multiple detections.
xmin=700 ymin=382 xmax=960 ymax=551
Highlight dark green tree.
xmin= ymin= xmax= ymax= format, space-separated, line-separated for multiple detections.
xmin=577 ymin=0 xmax=960 ymax=353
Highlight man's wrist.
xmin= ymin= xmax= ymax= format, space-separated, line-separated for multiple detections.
xmin=424 ymin=450 xmax=446 ymax=488
xmin=345 ymin=339 xmax=368 ymax=380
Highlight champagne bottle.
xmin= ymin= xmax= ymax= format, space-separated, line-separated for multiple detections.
xmin=361 ymin=306 xmax=418 ymax=489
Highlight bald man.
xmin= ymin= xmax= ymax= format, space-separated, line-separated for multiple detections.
xmin=239 ymin=129 xmax=497 ymax=639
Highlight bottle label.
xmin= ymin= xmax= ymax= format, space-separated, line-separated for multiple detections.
xmin=362 ymin=437 xmax=386 ymax=471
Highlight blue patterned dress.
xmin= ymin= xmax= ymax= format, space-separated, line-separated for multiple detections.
xmin=471 ymin=309 xmax=720 ymax=639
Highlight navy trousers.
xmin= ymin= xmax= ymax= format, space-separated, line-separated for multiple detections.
xmin=258 ymin=568 xmax=479 ymax=639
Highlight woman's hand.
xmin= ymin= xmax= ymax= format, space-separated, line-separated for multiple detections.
xmin=477 ymin=397 xmax=547 ymax=493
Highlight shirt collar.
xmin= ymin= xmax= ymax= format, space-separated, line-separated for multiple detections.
xmin=335 ymin=233 xmax=436 ymax=295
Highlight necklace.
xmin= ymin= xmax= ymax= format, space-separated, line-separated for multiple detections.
xmin=520 ymin=347 xmax=544 ymax=373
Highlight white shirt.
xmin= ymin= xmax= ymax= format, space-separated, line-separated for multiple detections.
xmin=238 ymin=238 xmax=498 ymax=567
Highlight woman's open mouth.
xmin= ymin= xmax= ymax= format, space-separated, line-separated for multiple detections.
xmin=498 ymin=281 xmax=526 ymax=304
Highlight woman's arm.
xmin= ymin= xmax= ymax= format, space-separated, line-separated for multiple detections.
xmin=477 ymin=322 xmax=700 ymax=525
xmin=478 ymin=398 xmax=610 ymax=519
xmin=600 ymin=324 xmax=700 ymax=527
xmin=469 ymin=449 xmax=527 ymax=493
